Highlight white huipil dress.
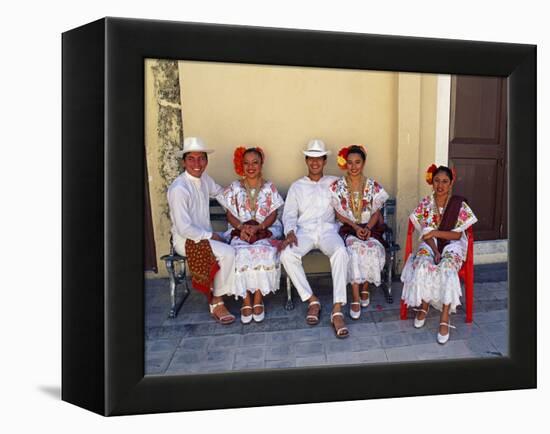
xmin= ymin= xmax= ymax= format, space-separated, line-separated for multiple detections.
xmin=330 ymin=177 xmax=389 ymax=286
xmin=400 ymin=195 xmax=478 ymax=313
xmin=216 ymin=180 xmax=284 ymax=298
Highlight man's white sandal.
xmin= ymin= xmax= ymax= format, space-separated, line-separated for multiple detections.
xmin=360 ymin=290 xmax=370 ymax=308
xmin=209 ymin=301 xmax=235 ymax=325
xmin=413 ymin=307 xmax=429 ymax=328
xmin=240 ymin=305 xmax=253 ymax=324
xmin=437 ymin=322 xmax=456 ymax=345
xmin=350 ymin=302 xmax=361 ymax=320
xmin=330 ymin=312 xmax=349 ymax=339
xmin=252 ymin=304 xmax=265 ymax=323
xmin=306 ymin=300 xmax=321 ymax=325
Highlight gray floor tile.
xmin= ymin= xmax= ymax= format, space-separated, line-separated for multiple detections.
xmin=240 ymin=332 xmax=268 ymax=346
xmin=327 ymin=352 xmax=361 ymax=365
xmin=325 ymin=339 xmax=356 ymax=354
xmin=266 ymin=330 xmax=295 ymax=345
xmin=296 ymin=355 xmax=327 ymax=367
xmin=355 ymin=349 xmax=388 ymax=363
xmin=145 ymin=274 xmax=508 ymax=375
xmin=295 ymin=341 xmax=325 ymax=357
xmin=266 ymin=359 xmax=297 ymax=369
xmin=354 ymin=336 xmax=382 ymax=351
xmin=265 ymin=344 xmax=295 ymax=361
xmin=235 ymin=346 xmax=265 ymax=362
xmin=385 ymin=346 xmax=418 ymax=362
xmin=180 ymin=336 xmax=210 ymax=351
xmin=291 ymin=328 xmax=321 ymax=342
xmin=381 ymin=333 xmax=410 ymax=348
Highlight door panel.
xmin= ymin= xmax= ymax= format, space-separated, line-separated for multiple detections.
xmin=449 ymin=76 xmax=507 ymax=240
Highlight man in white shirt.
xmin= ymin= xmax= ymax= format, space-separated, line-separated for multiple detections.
xmin=280 ymin=140 xmax=350 ymax=338
xmin=167 ymin=137 xmax=236 ymax=325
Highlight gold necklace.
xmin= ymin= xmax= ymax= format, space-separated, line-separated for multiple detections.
xmin=244 ymin=178 xmax=262 ymax=218
xmin=345 ymin=175 xmax=366 ymax=223
xmin=433 ymin=192 xmax=450 ymax=227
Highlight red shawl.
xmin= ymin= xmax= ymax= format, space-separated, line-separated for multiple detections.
xmin=184 ymin=239 xmax=220 ymax=302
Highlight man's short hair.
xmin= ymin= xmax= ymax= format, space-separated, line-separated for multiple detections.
xmin=305 ymin=155 xmax=327 ymax=161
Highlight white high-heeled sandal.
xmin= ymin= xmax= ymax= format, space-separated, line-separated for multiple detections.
xmin=349 ymin=302 xmax=361 ymax=320
xmin=413 ymin=307 xmax=430 ymax=328
xmin=240 ymin=305 xmax=253 ymax=324
xmin=252 ymin=304 xmax=265 ymax=323
xmin=360 ymin=290 xmax=370 ymax=308
xmin=437 ymin=321 xmax=456 ymax=344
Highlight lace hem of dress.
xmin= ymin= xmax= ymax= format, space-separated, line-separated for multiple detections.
xmin=400 ymin=256 xmax=462 ymax=313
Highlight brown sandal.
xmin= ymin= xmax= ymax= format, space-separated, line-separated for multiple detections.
xmin=306 ymin=300 xmax=321 ymax=325
xmin=209 ymin=301 xmax=235 ymax=325
xmin=330 ymin=312 xmax=349 ymax=339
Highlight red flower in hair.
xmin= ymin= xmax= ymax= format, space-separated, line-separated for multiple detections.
xmin=425 ymin=164 xmax=438 ymax=185
xmin=337 ymin=147 xmax=350 ymax=170
xmin=451 ymin=167 xmax=457 ymax=182
xmin=233 ymin=146 xmax=246 ymax=177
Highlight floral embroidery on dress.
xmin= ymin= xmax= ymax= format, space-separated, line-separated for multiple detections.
xmin=216 ymin=180 xmax=285 ymax=298
xmin=411 ymin=195 xmax=477 ymax=234
xmin=330 ymin=177 xmax=389 ymax=224
xmin=401 ymin=196 xmax=478 ymax=313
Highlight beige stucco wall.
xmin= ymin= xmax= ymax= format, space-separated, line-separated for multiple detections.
xmin=178 ymin=61 xmax=397 ymax=195
xmin=145 ymin=60 xmax=441 ymax=277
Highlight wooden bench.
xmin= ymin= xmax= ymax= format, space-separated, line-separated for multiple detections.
xmin=161 ymin=198 xmax=400 ymax=317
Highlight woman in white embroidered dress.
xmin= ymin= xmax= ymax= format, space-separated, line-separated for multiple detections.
xmin=401 ymin=165 xmax=477 ymax=344
xmin=217 ymin=147 xmax=284 ymax=324
xmin=330 ymin=145 xmax=389 ymax=320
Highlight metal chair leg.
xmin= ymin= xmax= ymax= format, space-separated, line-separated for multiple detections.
xmin=166 ymin=258 xmax=189 ymax=319
xmin=284 ymin=275 xmax=294 ymax=310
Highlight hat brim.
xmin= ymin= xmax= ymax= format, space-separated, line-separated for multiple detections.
xmin=176 ymin=149 xmax=215 ymax=158
xmin=303 ymin=150 xmax=331 ymax=157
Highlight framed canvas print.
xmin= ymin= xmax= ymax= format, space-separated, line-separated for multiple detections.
xmin=62 ymin=17 xmax=536 ymax=416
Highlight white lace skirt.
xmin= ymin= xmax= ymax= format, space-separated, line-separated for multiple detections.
xmin=400 ymin=243 xmax=464 ymax=313
xmin=345 ymin=236 xmax=386 ymax=286
xmin=231 ymin=238 xmax=281 ymax=298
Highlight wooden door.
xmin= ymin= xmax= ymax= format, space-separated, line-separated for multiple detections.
xmin=449 ymin=76 xmax=507 ymax=241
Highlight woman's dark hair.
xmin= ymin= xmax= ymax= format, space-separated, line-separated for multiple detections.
xmin=433 ymin=165 xmax=453 ymax=181
xmin=347 ymin=145 xmax=366 ymax=161
xmin=244 ymin=147 xmax=264 ymax=163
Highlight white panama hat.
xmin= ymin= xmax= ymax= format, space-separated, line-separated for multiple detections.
xmin=176 ymin=137 xmax=215 ymax=158
xmin=303 ymin=139 xmax=332 ymax=157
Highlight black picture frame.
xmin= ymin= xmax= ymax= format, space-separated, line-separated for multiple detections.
xmin=62 ymin=17 xmax=536 ymax=416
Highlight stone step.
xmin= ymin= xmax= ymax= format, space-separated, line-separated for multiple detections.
xmin=474 ymin=262 xmax=507 ymax=283
xmin=474 ymin=239 xmax=507 ymax=265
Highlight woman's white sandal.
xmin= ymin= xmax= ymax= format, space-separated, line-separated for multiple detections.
xmin=437 ymin=321 xmax=456 ymax=345
xmin=209 ymin=301 xmax=235 ymax=325
xmin=252 ymin=304 xmax=265 ymax=323
xmin=306 ymin=300 xmax=321 ymax=325
xmin=360 ymin=290 xmax=370 ymax=308
xmin=349 ymin=302 xmax=361 ymax=320
xmin=240 ymin=305 xmax=253 ymax=324
xmin=330 ymin=312 xmax=349 ymax=339
xmin=413 ymin=307 xmax=430 ymax=328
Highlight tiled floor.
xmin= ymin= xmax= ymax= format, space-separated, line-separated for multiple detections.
xmin=145 ymin=263 xmax=508 ymax=375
